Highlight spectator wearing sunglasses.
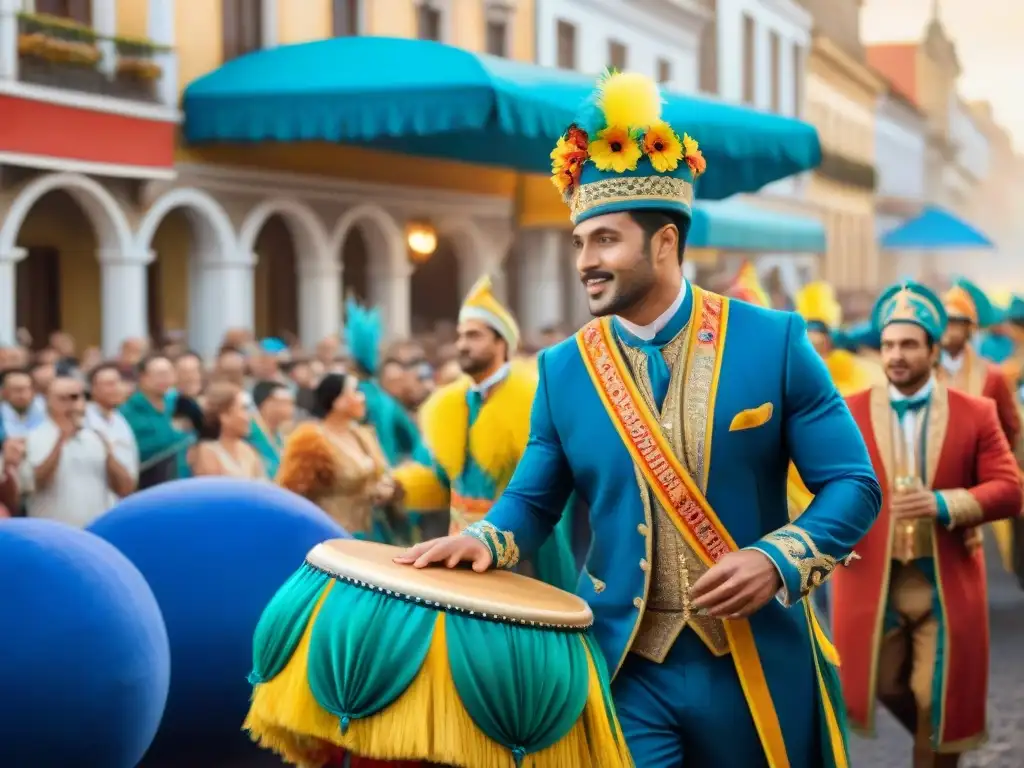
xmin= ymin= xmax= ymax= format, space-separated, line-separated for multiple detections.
xmin=20 ymin=375 xmax=133 ymax=527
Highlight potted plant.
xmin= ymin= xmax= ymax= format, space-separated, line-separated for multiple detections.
xmin=16 ymin=12 xmax=104 ymax=92
xmin=112 ymin=37 xmax=169 ymax=101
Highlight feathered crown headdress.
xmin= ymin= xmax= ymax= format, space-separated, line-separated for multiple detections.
xmin=344 ymin=297 xmax=383 ymax=376
xmin=550 ymin=70 xmax=706 ymax=225
xmin=794 ymin=282 xmax=841 ymax=331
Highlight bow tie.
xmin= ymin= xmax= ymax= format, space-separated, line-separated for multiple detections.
xmin=890 ymin=397 xmax=928 ymax=421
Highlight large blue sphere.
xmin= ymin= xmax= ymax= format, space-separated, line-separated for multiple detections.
xmin=0 ymin=518 xmax=170 ymax=768
xmin=88 ymin=478 xmax=346 ymax=763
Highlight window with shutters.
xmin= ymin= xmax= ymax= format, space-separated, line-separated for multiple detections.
xmin=742 ymin=14 xmax=755 ymax=105
xmin=657 ymin=58 xmax=672 ymax=85
xmin=417 ymin=2 xmax=443 ymax=41
xmin=486 ymin=20 xmax=508 ymax=56
xmin=222 ymin=0 xmax=263 ymax=62
xmin=33 ymin=0 xmax=91 ymax=24
xmin=332 ymin=0 xmax=360 ymax=37
xmin=608 ymin=40 xmax=627 ymax=71
xmin=769 ymin=31 xmax=781 ymax=112
xmin=698 ymin=0 xmax=718 ymax=93
xmin=556 ymin=20 xmax=577 ymax=70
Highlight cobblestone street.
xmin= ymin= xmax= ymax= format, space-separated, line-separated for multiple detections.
xmin=849 ymin=541 xmax=1024 ymax=767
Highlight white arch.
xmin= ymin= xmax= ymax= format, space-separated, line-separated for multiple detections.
xmin=436 ymin=217 xmax=495 ymax=293
xmin=238 ymin=197 xmax=331 ymax=266
xmin=0 ymin=172 xmax=134 ymax=257
xmin=329 ymin=203 xmax=406 ymax=275
xmin=134 ymin=187 xmax=238 ymax=260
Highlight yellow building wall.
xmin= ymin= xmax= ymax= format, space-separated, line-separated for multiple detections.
xmin=15 ymin=194 xmax=102 ymax=348
xmin=176 ymin=0 xmax=224 ymax=95
xmin=115 ymin=0 xmax=148 ymax=38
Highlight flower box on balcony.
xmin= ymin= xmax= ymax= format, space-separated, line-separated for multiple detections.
xmin=16 ymin=12 xmax=105 ymax=93
xmin=110 ymin=37 xmax=169 ymax=102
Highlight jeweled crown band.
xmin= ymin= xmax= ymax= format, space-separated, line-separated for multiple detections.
xmin=569 ymin=176 xmax=694 ymax=224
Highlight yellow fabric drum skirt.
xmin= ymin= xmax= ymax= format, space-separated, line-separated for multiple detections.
xmin=245 ymin=540 xmax=632 ymax=768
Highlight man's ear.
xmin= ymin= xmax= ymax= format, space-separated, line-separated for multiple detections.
xmin=652 ymin=223 xmax=679 ymax=266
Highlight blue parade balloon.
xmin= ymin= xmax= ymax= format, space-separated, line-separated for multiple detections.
xmin=0 ymin=518 xmax=170 ymax=768
xmin=88 ymin=477 xmax=347 ymax=763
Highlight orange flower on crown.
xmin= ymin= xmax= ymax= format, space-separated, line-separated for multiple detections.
xmin=589 ymin=126 xmax=642 ymax=173
xmin=682 ymin=133 xmax=707 ymax=177
xmin=549 ymin=124 xmax=589 ymax=198
xmin=642 ymin=121 xmax=683 ymax=172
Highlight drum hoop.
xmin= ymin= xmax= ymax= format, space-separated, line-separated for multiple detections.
xmin=304 ymin=558 xmax=594 ymax=632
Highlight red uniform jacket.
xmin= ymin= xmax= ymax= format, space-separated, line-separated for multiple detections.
xmin=943 ymin=347 xmax=1021 ymax=447
xmin=833 ymin=383 xmax=1022 ymax=749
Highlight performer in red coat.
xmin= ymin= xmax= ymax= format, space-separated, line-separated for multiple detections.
xmin=939 ymin=277 xmax=1020 ymax=446
xmin=833 ymin=281 xmax=1022 ymax=768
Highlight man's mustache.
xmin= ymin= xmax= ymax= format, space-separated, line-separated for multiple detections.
xmin=580 ymin=270 xmax=614 ymax=285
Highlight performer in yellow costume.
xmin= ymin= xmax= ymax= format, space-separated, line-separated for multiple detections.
xmin=789 ymin=283 xmax=873 ymax=518
xmin=393 ymin=277 xmax=576 ymax=590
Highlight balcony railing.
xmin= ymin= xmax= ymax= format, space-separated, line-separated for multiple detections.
xmin=11 ymin=12 xmax=173 ymax=105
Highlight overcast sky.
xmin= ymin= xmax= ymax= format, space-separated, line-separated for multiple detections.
xmin=861 ymin=0 xmax=1021 ymax=150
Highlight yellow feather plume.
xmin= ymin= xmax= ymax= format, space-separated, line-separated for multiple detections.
xmin=463 ymin=274 xmax=493 ymax=305
xmin=598 ymin=71 xmax=663 ymax=128
xmin=794 ymin=281 xmax=841 ymax=328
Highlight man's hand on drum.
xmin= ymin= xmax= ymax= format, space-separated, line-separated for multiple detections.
xmin=394 ymin=535 xmax=493 ymax=572
xmin=690 ymin=550 xmax=782 ymax=619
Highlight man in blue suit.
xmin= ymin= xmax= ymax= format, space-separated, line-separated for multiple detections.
xmin=397 ymin=71 xmax=881 ymax=767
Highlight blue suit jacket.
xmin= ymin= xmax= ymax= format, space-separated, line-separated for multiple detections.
xmin=482 ymin=296 xmax=881 ymax=681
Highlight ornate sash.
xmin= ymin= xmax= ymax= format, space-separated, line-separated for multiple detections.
xmin=576 ymin=292 xmax=791 ymax=768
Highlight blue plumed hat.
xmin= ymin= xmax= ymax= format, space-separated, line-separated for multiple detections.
xmin=550 ymin=71 xmax=706 ymax=225
xmin=872 ymin=281 xmax=947 ymax=342
xmin=344 ymin=298 xmax=383 ymax=376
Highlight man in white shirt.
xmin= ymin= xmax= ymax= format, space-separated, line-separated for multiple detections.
xmin=22 ymin=376 xmax=135 ymax=528
xmin=84 ymin=363 xmax=139 ymax=505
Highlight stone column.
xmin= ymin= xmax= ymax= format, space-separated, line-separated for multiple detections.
xmin=92 ymin=0 xmax=117 ymax=78
xmin=0 ymin=248 xmax=26 ymax=346
xmin=100 ymin=251 xmax=149 ymax=356
xmin=373 ymin=258 xmax=412 ymax=340
xmin=0 ymin=0 xmax=19 ymax=81
xmin=146 ymin=0 xmax=178 ymax=109
xmin=297 ymin=259 xmax=341 ymax=349
xmin=518 ymin=229 xmax=565 ymax=334
xmin=191 ymin=253 xmax=255 ymax=359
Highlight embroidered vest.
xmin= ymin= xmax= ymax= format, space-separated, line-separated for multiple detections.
xmin=620 ymin=327 xmax=730 ymax=661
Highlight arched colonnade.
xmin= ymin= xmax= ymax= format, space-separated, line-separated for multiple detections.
xmin=0 ymin=172 xmax=505 ymax=357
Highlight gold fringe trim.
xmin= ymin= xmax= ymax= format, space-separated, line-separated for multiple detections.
xmin=246 ymin=598 xmax=632 ymax=768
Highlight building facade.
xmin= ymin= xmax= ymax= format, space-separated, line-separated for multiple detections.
xmin=706 ymin=0 xmax=815 ymax=298
xmin=873 ymin=86 xmax=928 ymax=284
xmin=864 ymin=3 xmax=999 ymax=286
xmin=0 ymin=0 xmax=539 ymax=356
xmin=797 ymin=0 xmax=884 ymax=298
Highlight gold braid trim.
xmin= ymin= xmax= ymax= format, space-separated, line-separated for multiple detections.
xmin=756 ymin=524 xmax=857 ymax=605
xmin=938 ymin=488 xmax=984 ymax=530
xmin=569 ymin=175 xmax=694 ymax=223
xmin=462 ymin=520 xmax=521 ymax=569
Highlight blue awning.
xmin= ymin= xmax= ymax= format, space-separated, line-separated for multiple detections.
xmin=880 ymin=205 xmax=993 ymax=250
xmin=182 ymin=37 xmax=822 ymax=200
xmin=689 ymin=200 xmax=826 ymax=253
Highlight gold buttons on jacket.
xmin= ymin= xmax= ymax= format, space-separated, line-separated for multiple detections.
xmin=639 ymin=558 xmax=650 ymax=571
xmin=633 ymin=597 xmax=644 ymax=609
xmin=637 ymin=523 xmax=649 ymax=536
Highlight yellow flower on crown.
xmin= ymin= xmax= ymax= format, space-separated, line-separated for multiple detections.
xmin=642 ymin=121 xmax=683 ymax=173
xmin=589 ymin=126 xmax=642 ymax=173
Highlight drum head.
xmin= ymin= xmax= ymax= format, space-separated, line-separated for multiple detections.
xmin=306 ymin=539 xmax=593 ymax=629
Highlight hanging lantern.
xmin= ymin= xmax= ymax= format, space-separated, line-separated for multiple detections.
xmin=406 ymin=222 xmax=438 ymax=264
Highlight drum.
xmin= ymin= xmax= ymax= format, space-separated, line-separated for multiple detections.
xmin=244 ymin=540 xmax=631 ymax=768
